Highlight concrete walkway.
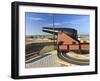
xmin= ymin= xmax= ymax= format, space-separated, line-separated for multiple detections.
xmin=25 ymin=50 xmax=61 ymax=68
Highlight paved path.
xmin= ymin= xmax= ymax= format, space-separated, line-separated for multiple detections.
xmin=25 ymin=50 xmax=61 ymax=68
xmin=25 ymin=54 xmax=51 ymax=64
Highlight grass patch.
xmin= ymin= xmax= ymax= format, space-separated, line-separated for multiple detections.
xmin=39 ymin=45 xmax=54 ymax=55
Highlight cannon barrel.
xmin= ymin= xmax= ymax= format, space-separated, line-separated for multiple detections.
xmin=42 ymin=27 xmax=78 ymax=39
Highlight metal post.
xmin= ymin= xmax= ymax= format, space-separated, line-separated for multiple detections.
xmin=53 ymin=14 xmax=55 ymax=50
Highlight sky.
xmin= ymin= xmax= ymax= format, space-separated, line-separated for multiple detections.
xmin=25 ymin=12 xmax=89 ymax=35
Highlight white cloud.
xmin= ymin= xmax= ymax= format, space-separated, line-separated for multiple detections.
xmin=63 ymin=21 xmax=74 ymax=24
xmin=63 ymin=18 xmax=88 ymax=25
xmin=27 ymin=17 xmax=44 ymax=21
xmin=48 ymin=23 xmax=53 ymax=26
xmin=45 ymin=22 xmax=61 ymax=26
xmin=54 ymin=23 xmax=61 ymax=26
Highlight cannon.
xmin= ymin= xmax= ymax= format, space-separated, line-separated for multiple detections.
xmin=42 ymin=27 xmax=90 ymax=65
xmin=42 ymin=27 xmax=89 ymax=52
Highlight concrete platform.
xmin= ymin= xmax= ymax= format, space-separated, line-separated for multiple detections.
xmin=25 ymin=50 xmax=61 ymax=68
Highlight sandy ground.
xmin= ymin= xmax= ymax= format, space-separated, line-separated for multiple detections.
xmin=67 ymin=52 xmax=89 ymax=60
xmin=57 ymin=51 xmax=89 ymax=66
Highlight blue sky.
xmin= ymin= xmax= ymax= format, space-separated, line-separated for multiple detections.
xmin=25 ymin=12 xmax=89 ymax=35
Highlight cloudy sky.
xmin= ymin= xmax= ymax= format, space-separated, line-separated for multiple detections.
xmin=25 ymin=12 xmax=89 ymax=35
